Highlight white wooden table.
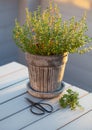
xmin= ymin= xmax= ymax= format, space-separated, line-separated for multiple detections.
xmin=0 ymin=62 xmax=92 ymax=130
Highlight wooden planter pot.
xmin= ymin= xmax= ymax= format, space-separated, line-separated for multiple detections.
xmin=25 ymin=53 xmax=68 ymax=98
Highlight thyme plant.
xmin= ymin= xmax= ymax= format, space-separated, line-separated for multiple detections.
xmin=13 ymin=2 xmax=92 ymax=55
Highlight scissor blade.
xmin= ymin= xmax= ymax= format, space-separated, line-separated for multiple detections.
xmin=25 ymin=97 xmax=35 ymax=105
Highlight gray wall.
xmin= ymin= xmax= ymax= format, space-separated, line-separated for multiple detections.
xmin=0 ymin=0 xmax=19 ymax=65
xmin=0 ymin=0 xmax=40 ymax=66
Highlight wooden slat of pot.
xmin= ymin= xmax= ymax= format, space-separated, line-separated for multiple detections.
xmin=39 ymin=67 xmax=44 ymax=92
xmin=28 ymin=65 xmax=40 ymax=91
xmin=48 ymin=67 xmax=53 ymax=92
xmin=43 ymin=67 xmax=48 ymax=92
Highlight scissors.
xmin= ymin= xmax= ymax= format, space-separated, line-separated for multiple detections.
xmin=25 ymin=97 xmax=53 ymax=115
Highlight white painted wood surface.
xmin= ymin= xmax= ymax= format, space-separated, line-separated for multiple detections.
xmin=0 ymin=62 xmax=92 ymax=130
xmin=0 ymin=62 xmax=27 ymax=76
xmin=59 ymin=111 xmax=92 ymax=130
xmin=0 ymin=62 xmax=28 ymax=90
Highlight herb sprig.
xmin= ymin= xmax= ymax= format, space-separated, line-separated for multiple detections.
xmin=59 ymin=89 xmax=82 ymax=110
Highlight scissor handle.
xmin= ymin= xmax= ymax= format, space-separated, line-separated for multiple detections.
xmin=39 ymin=102 xmax=53 ymax=113
xmin=25 ymin=97 xmax=53 ymax=115
xmin=30 ymin=102 xmax=53 ymax=115
xmin=30 ymin=103 xmax=45 ymax=115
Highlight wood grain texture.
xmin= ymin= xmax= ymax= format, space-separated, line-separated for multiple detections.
xmin=25 ymin=53 xmax=68 ymax=98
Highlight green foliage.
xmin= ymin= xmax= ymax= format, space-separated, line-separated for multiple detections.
xmin=59 ymin=89 xmax=82 ymax=110
xmin=13 ymin=2 xmax=92 ymax=56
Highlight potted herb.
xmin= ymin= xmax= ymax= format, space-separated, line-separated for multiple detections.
xmin=13 ymin=2 xmax=92 ymax=98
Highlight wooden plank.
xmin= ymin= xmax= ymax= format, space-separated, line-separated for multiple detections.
xmin=0 ymin=69 xmax=28 ymax=90
xmin=17 ymin=94 xmax=92 ymax=130
xmin=0 ymin=77 xmax=28 ymax=91
xmin=0 ymin=79 xmax=88 ymax=104
xmin=0 ymin=83 xmax=89 ymax=130
xmin=0 ymin=66 xmax=28 ymax=82
xmin=59 ymin=111 xmax=92 ymax=130
xmin=0 ymin=79 xmax=29 ymax=104
xmin=68 ymin=85 xmax=88 ymax=98
xmin=0 ymin=93 xmax=41 ymax=121
xmin=0 ymin=62 xmax=27 ymax=77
